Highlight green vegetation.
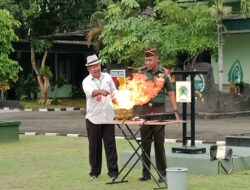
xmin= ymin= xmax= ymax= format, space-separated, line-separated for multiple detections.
xmin=21 ymin=98 xmax=85 ymax=109
xmin=0 ymin=135 xmax=250 ymax=190
xmin=0 ymin=9 xmax=21 ymax=97
xmin=99 ymin=0 xmax=218 ymax=69
xmin=0 ymin=0 xmax=97 ymax=103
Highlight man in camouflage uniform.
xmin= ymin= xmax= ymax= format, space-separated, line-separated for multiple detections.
xmin=136 ymin=47 xmax=179 ymax=183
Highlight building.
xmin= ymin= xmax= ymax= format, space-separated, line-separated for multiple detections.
xmin=8 ymin=31 xmax=94 ymax=99
xmin=212 ymin=16 xmax=250 ymax=95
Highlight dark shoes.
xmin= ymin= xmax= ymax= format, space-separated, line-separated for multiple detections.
xmin=89 ymin=172 xmax=99 ymax=179
xmin=109 ymin=175 xmax=117 ymax=181
xmin=138 ymin=176 xmax=151 ymax=181
xmin=138 ymin=176 xmax=166 ymax=183
xmin=110 ymin=176 xmax=116 ymax=181
xmin=109 ymin=173 xmax=118 ymax=181
xmin=90 ymin=175 xmax=97 ymax=179
xmin=158 ymin=176 xmax=166 ymax=183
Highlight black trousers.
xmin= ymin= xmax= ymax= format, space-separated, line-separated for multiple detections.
xmin=134 ymin=104 xmax=167 ymax=178
xmin=86 ymin=119 xmax=118 ymax=177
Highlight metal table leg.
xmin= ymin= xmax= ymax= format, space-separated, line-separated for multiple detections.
xmin=107 ymin=122 xmax=167 ymax=189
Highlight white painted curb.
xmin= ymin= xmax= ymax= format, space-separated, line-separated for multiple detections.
xmin=216 ymin=141 xmax=225 ymax=145
xmin=39 ymin=109 xmax=48 ymax=112
xmin=165 ymin=139 xmax=177 ymax=143
xmin=24 ymin=132 xmax=36 ymax=135
xmin=45 ymin=133 xmax=58 ymax=136
xmin=67 ymin=134 xmax=79 ymax=137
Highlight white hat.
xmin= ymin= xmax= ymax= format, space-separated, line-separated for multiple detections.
xmin=86 ymin=54 xmax=101 ymax=66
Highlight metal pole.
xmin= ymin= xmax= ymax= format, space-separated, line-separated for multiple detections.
xmin=190 ymin=74 xmax=195 ymax=147
xmin=182 ymin=74 xmax=187 ymax=146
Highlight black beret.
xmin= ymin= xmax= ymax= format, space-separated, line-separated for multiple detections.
xmin=145 ymin=47 xmax=157 ymax=57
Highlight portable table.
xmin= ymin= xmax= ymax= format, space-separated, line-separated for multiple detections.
xmin=102 ymin=119 xmax=184 ymax=189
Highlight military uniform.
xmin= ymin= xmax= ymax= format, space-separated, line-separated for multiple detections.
xmin=134 ymin=65 xmax=174 ymax=179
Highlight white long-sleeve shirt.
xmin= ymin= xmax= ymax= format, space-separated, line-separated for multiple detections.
xmin=82 ymin=72 xmax=116 ymax=124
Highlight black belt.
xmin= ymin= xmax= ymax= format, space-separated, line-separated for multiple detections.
xmin=144 ymin=102 xmax=163 ymax=107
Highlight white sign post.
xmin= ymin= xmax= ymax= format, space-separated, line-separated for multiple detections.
xmin=110 ymin=69 xmax=126 ymax=87
xmin=110 ymin=70 xmax=126 ymax=78
xmin=176 ymin=81 xmax=191 ymax=103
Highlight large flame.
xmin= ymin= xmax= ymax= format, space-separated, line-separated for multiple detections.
xmin=113 ymin=73 xmax=164 ymax=110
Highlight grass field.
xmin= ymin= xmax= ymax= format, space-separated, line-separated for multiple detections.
xmin=0 ymin=135 xmax=250 ymax=190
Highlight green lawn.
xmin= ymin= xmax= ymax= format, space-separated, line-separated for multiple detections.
xmin=0 ymin=135 xmax=250 ymax=190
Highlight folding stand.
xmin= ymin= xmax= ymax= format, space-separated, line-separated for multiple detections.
xmin=102 ymin=120 xmax=184 ymax=189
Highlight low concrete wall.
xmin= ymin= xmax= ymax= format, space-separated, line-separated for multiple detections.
xmin=0 ymin=100 xmax=24 ymax=109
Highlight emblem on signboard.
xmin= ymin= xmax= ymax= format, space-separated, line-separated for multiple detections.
xmin=176 ymin=81 xmax=191 ymax=103
xmin=178 ymin=86 xmax=189 ymax=98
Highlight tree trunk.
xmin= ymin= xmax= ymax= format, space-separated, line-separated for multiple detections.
xmin=40 ymin=51 xmax=50 ymax=102
xmin=218 ymin=12 xmax=223 ymax=92
xmin=1 ymin=91 xmax=4 ymax=100
xmin=41 ymin=76 xmax=50 ymax=101
xmin=30 ymin=44 xmax=50 ymax=104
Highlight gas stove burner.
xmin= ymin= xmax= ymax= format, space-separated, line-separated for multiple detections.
xmin=114 ymin=108 xmax=133 ymax=120
xmin=143 ymin=112 xmax=176 ymax=121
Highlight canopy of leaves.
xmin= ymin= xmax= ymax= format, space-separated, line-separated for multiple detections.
xmin=0 ymin=0 xmax=97 ymax=45
xmin=99 ymin=0 xmax=218 ymax=68
xmin=209 ymin=0 xmax=232 ymax=17
xmin=0 ymin=0 xmax=98 ymax=66
xmin=88 ymin=0 xmax=140 ymax=53
xmin=0 ymin=9 xmax=21 ymax=91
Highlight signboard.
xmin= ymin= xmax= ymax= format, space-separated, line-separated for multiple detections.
xmin=176 ymin=81 xmax=191 ymax=103
xmin=110 ymin=69 xmax=126 ymax=87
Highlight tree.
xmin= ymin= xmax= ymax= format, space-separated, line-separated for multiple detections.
xmin=0 ymin=9 xmax=21 ymax=100
xmin=87 ymin=0 xmax=114 ymax=52
xmin=1 ymin=0 xmax=96 ymax=104
xmin=99 ymin=0 xmax=217 ymax=69
xmin=209 ymin=0 xmax=232 ymax=92
xmin=87 ymin=0 xmax=139 ymax=52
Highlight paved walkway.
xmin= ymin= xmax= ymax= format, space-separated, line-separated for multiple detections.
xmin=1 ymin=110 xmax=250 ymax=143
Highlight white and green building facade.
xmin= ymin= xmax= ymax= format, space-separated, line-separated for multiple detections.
xmin=212 ymin=16 xmax=250 ymax=93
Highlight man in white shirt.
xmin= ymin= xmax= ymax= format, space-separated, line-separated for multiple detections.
xmin=82 ymin=54 xmax=118 ymax=180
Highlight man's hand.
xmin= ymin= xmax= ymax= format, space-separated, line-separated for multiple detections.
xmin=167 ymin=90 xmax=179 ymax=120
xmin=92 ymin=89 xmax=100 ymax=97
xmin=100 ymin=89 xmax=110 ymax=96
xmin=92 ymin=89 xmax=110 ymax=97
xmin=174 ymin=111 xmax=180 ymax=120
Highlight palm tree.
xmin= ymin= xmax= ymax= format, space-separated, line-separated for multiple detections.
xmin=209 ymin=0 xmax=232 ymax=92
xmin=87 ymin=0 xmax=140 ymax=53
xmin=87 ymin=0 xmax=113 ymax=52
xmin=87 ymin=11 xmax=108 ymax=52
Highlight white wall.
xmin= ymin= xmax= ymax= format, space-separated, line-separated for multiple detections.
xmin=211 ymin=32 xmax=250 ymax=84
